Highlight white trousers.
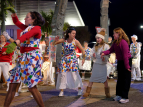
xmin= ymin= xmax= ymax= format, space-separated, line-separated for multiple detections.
xmin=0 ymin=62 xmax=10 ymax=82
xmin=131 ymin=67 xmax=141 ymax=79
xmin=43 ymin=62 xmax=55 ymax=84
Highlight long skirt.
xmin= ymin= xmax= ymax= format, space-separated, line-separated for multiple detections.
xmin=56 ymin=71 xmax=83 ymax=90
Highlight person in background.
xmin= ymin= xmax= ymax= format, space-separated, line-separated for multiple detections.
xmin=0 ymin=35 xmax=13 ymax=91
xmin=41 ymin=55 xmax=51 ymax=85
xmin=80 ymin=41 xmax=92 ymax=80
xmin=43 ymin=37 xmax=55 ymax=85
xmin=108 ymin=36 xmax=113 ymax=47
xmin=101 ymin=27 xmax=132 ymax=104
xmin=130 ymin=35 xmax=141 ymax=81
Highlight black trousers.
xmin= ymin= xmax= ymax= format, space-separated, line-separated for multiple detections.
xmin=116 ymin=58 xmax=132 ymax=99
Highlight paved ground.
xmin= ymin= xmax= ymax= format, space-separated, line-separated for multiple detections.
xmin=0 ymin=79 xmax=143 ymax=107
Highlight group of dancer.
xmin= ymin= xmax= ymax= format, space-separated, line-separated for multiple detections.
xmin=0 ymin=9 xmax=141 ymax=107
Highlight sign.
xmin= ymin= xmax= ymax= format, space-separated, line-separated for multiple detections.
xmin=95 ymin=26 xmax=101 ymax=33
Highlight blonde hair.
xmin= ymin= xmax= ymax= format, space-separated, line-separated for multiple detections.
xmin=113 ymin=27 xmax=130 ymax=45
xmin=95 ymin=39 xmax=106 ymax=52
xmin=0 ymin=35 xmax=7 ymax=42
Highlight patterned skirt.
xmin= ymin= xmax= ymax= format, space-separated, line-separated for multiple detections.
xmin=7 ymin=49 xmax=43 ymax=88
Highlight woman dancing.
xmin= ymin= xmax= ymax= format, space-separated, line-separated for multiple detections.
xmin=4 ymin=11 xmax=45 ymax=107
xmin=53 ymin=28 xmax=85 ymax=96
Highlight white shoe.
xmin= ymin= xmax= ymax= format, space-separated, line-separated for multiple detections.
xmin=14 ymin=92 xmax=19 ymax=97
xmin=78 ymin=89 xmax=83 ymax=95
xmin=136 ymin=78 xmax=141 ymax=81
xmin=119 ymin=99 xmax=129 ymax=103
xmin=113 ymin=96 xmax=122 ymax=101
xmin=59 ymin=91 xmax=64 ymax=96
xmin=30 ymin=95 xmax=33 ymax=98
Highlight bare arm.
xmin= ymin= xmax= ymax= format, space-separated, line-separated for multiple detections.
xmin=53 ymin=39 xmax=65 ymax=45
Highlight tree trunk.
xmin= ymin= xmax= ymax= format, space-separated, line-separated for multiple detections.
xmin=51 ymin=0 xmax=68 ymax=85
xmin=100 ymin=0 xmax=109 ymax=42
xmin=1 ymin=0 xmax=6 ymax=33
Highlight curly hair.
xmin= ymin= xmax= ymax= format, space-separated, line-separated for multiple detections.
xmin=113 ymin=27 xmax=130 ymax=45
xmin=30 ymin=11 xmax=45 ymax=27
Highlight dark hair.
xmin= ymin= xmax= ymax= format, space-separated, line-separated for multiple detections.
xmin=65 ymin=28 xmax=76 ymax=40
xmin=84 ymin=41 xmax=88 ymax=44
xmin=30 ymin=11 xmax=45 ymax=27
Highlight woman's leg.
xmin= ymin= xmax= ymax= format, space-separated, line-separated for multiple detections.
xmin=83 ymin=82 xmax=93 ymax=97
xmin=88 ymin=82 xmax=93 ymax=87
xmin=104 ymin=80 xmax=108 ymax=88
xmin=4 ymin=83 xmax=19 ymax=107
xmin=104 ymin=80 xmax=110 ymax=98
xmin=14 ymin=83 xmax=21 ymax=97
xmin=28 ymin=86 xmax=44 ymax=107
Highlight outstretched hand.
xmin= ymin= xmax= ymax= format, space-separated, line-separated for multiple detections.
xmin=3 ymin=31 xmax=11 ymax=40
xmin=55 ymin=36 xmax=59 ymax=42
xmin=4 ymin=42 xmax=16 ymax=54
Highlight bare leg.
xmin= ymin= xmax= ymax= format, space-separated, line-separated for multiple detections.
xmin=82 ymin=72 xmax=85 ymax=78
xmin=28 ymin=86 xmax=44 ymax=107
xmin=88 ymin=82 xmax=93 ymax=87
xmin=104 ymin=80 xmax=108 ymax=88
xmin=90 ymin=72 xmax=92 ymax=77
xmin=4 ymin=83 xmax=19 ymax=107
xmin=16 ymin=83 xmax=21 ymax=92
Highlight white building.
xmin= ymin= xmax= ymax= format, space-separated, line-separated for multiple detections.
xmin=0 ymin=0 xmax=85 ymax=52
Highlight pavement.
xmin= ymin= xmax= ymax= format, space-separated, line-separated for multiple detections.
xmin=0 ymin=78 xmax=143 ymax=107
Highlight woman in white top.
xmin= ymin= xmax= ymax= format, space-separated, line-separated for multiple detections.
xmin=83 ymin=28 xmax=110 ymax=98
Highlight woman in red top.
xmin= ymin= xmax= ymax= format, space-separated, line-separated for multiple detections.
xmin=4 ymin=11 xmax=45 ymax=107
xmin=0 ymin=35 xmax=13 ymax=91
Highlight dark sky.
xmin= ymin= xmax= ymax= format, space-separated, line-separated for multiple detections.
xmin=72 ymin=0 xmax=143 ymax=44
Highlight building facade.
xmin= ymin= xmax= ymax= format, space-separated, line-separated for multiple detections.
xmin=0 ymin=0 xmax=85 ymax=40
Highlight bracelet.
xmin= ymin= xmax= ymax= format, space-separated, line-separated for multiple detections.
xmin=14 ymin=41 xmax=17 ymax=46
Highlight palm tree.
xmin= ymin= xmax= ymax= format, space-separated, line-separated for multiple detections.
xmin=63 ymin=22 xmax=70 ymax=32
xmin=41 ymin=10 xmax=70 ymax=41
xmin=41 ymin=10 xmax=54 ymax=41
xmin=0 ymin=0 xmax=15 ymax=33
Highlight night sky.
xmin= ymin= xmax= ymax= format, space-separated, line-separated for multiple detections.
xmin=72 ymin=0 xmax=143 ymax=45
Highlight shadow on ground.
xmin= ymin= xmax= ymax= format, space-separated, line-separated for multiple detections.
xmin=81 ymin=88 xmax=143 ymax=107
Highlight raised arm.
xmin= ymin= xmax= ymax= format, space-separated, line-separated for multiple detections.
xmin=11 ymin=13 xmax=27 ymax=30
xmin=53 ymin=39 xmax=65 ymax=45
